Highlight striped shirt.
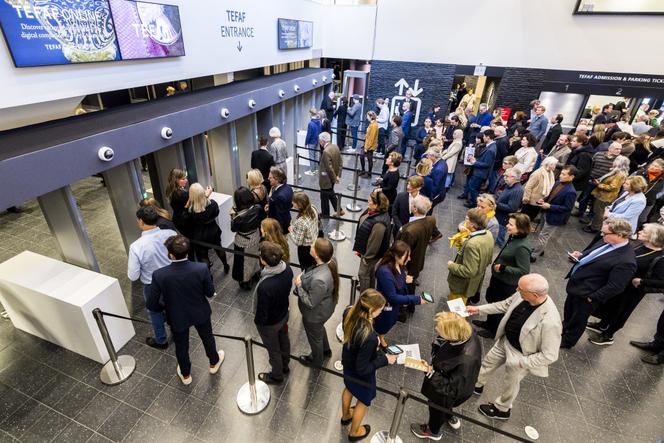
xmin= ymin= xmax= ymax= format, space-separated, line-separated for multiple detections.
xmin=590 ymin=152 xmax=616 ymax=179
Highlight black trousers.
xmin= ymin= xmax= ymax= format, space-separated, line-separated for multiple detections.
xmin=655 ymin=309 xmax=664 ymax=357
xmin=320 ymin=186 xmax=338 ymax=216
xmin=360 ymin=149 xmax=374 ymax=173
xmin=595 ymin=286 xmax=646 ymax=337
xmin=302 ymin=320 xmax=331 ymax=365
xmin=172 ymin=319 xmax=219 ymax=377
xmin=485 ymin=276 xmax=518 ymax=333
xmin=562 ymin=295 xmax=596 ymax=347
xmin=297 ymin=245 xmax=316 ymax=271
xmin=337 ymin=126 xmax=347 ymax=150
xmin=428 ymin=404 xmax=451 ymax=434
xmin=256 ymin=315 xmax=290 ymax=380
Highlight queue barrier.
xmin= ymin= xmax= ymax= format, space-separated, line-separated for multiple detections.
xmin=92 ymin=302 xmax=532 ymax=442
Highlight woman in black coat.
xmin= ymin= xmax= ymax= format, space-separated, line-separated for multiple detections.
xmin=166 ymin=168 xmax=193 ymax=238
xmin=334 ymin=97 xmax=349 ymax=150
xmin=187 ymin=183 xmax=229 ymax=274
xmin=230 ymin=186 xmax=264 ymax=289
xmin=341 ymin=289 xmax=397 ymax=441
xmin=410 ymin=312 xmax=482 ymax=439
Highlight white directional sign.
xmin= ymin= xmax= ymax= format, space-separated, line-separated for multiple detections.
xmin=390 ymin=78 xmax=423 ymax=126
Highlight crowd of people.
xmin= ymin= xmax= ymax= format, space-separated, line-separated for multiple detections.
xmin=124 ymin=92 xmax=664 ymax=441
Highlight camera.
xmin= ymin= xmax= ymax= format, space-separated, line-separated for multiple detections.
xmin=312 ymin=79 xmax=318 ymax=86
xmin=98 ymin=147 xmax=114 ymax=162
xmin=220 ymin=108 xmax=230 ymax=118
xmin=248 ymin=99 xmax=256 ymax=109
xmin=278 ymin=89 xmax=286 ymax=98
xmin=322 ymin=76 xmax=327 ymax=82
xmin=160 ymin=127 xmax=173 ymax=140
xmin=293 ymin=84 xmax=300 ymax=92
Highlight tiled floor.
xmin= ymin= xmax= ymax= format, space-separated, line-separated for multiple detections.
xmin=0 ymin=156 xmax=663 ymax=442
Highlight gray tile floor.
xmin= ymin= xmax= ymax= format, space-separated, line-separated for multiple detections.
xmin=0 ymin=156 xmax=663 ymax=442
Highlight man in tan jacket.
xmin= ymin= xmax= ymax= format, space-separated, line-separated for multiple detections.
xmin=318 ymin=132 xmax=344 ymax=218
xmin=466 ymin=273 xmax=562 ymax=420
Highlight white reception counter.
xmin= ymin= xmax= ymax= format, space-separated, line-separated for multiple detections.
xmin=0 ymin=251 xmax=135 ymax=364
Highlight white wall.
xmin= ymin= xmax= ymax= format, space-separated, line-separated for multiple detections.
xmin=320 ymin=5 xmax=376 ymax=61
xmin=373 ymin=0 xmax=664 ymax=75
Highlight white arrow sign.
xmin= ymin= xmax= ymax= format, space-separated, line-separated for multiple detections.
xmin=394 ymin=78 xmax=409 ymax=96
xmin=411 ymin=79 xmax=423 ymax=97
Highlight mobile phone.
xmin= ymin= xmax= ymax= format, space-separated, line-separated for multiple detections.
xmin=421 ymin=292 xmax=434 ymax=303
xmin=566 ymin=252 xmax=580 ymax=263
xmin=386 ymin=345 xmax=403 ymax=355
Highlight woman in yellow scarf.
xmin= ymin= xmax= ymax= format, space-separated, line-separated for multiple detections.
xmin=450 ymin=194 xmax=499 ymax=249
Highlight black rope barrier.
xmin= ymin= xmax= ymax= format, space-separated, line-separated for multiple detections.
xmin=297 ymin=153 xmax=389 ymax=178
xmin=188 ymin=239 xmax=357 ymax=279
xmin=290 ymin=182 xmax=368 ymax=204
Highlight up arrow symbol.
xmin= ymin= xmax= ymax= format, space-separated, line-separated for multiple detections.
xmin=394 ymin=78 xmax=409 ymax=95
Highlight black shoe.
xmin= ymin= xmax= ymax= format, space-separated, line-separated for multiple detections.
xmin=283 ymin=366 xmax=290 ymax=375
xmin=641 ymin=354 xmax=664 ymax=365
xmin=258 ymin=372 xmax=284 ymax=385
xmin=429 ymin=233 xmax=443 ymax=244
xmin=578 ymin=217 xmax=590 ymax=224
xmin=324 ymin=350 xmax=332 ymax=358
xmin=146 ymin=337 xmax=168 ymax=349
xmin=223 ymin=263 xmax=230 ymax=274
xmin=457 ymin=194 xmax=467 ymax=200
xmin=585 ymin=321 xmax=608 ymax=334
xmin=468 ymin=293 xmax=481 ymax=304
xmin=348 ymin=425 xmax=371 ymax=442
xmin=397 ymin=311 xmax=408 ymax=323
xmin=473 ymin=385 xmax=484 ymax=395
xmin=479 ymin=403 xmax=511 ymax=420
xmin=629 ymin=340 xmax=660 ymax=352
xmin=463 ymin=202 xmax=474 ymax=208
xmin=472 ymin=320 xmax=488 ymax=329
xmin=589 ymin=334 xmax=614 ymax=346
xmin=477 ymin=329 xmax=495 ymax=339
xmin=239 ymin=282 xmax=252 ymax=290
xmin=530 ymin=255 xmax=537 ymax=263
xmin=299 ymin=355 xmax=316 ymax=366
xmin=582 ymin=226 xmax=599 ymax=233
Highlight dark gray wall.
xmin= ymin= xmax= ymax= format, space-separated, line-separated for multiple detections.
xmin=494 ymin=67 xmax=546 ymax=114
xmin=366 ymin=60 xmax=455 ymax=125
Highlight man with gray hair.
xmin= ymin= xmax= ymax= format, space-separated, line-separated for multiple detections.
xmin=489 ymin=125 xmax=509 ymax=192
xmin=318 ymin=132 xmax=344 ymax=218
xmin=396 ymin=195 xmax=437 ymax=293
xmin=561 ymin=218 xmax=637 ymax=348
xmin=467 ymin=273 xmax=562 ymax=420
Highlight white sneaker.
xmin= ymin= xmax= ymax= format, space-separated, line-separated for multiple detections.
xmin=176 ymin=366 xmax=192 ymax=385
xmin=448 ymin=416 xmax=461 ymax=430
xmin=304 ymin=170 xmax=314 ymax=176
xmin=209 ymin=350 xmax=225 ymax=374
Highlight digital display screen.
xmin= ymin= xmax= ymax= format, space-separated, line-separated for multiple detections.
xmin=109 ymin=0 xmax=184 ymax=60
xmin=0 ymin=0 xmax=121 ymax=67
xmin=277 ymin=17 xmax=312 ymax=50
xmin=0 ymin=0 xmax=185 ymax=67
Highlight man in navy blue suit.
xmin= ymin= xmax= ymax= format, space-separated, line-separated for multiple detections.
xmin=464 ymin=129 xmax=497 ymax=208
xmin=147 ymin=235 xmax=224 ymax=385
xmin=266 ymin=166 xmax=294 ymax=234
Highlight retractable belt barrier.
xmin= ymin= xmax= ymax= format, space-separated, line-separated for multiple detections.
xmin=92 ymin=304 xmax=530 ymax=442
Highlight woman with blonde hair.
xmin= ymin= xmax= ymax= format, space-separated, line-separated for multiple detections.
xmin=522 ymin=156 xmax=558 ymax=221
xmin=289 ymin=192 xmax=319 ymax=270
xmin=410 ymin=312 xmax=482 ymax=438
xmin=603 ymin=175 xmax=648 ymax=234
xmin=246 ymin=169 xmax=267 ymax=210
xmin=415 ymin=157 xmax=434 ymax=200
xmin=186 ymin=183 xmax=229 ymax=273
xmin=261 ymin=218 xmax=290 ymax=262
xmin=341 ymin=289 xmax=396 ymax=441
xmin=139 ymin=197 xmax=175 ymax=231
xmin=585 ymin=155 xmax=630 ymax=233
xmin=592 ymin=123 xmax=606 ymax=142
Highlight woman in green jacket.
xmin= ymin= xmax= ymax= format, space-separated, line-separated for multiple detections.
xmin=474 ymin=212 xmax=531 ymax=337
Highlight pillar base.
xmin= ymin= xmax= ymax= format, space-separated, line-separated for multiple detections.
xmin=370 ymin=430 xmax=402 ymax=443
xmin=99 ymin=355 xmax=136 ymax=386
xmin=237 ymin=381 xmax=271 ymax=415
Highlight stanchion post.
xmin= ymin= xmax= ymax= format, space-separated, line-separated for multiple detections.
xmin=237 ymin=335 xmax=271 ymax=414
xmin=337 ymin=276 xmax=358 ymax=342
xmin=92 ymin=308 xmax=136 ymax=386
xmin=347 ymin=152 xmax=360 ymax=192
xmin=328 ymin=193 xmax=347 ymax=242
xmin=294 ymin=152 xmax=301 ymax=182
xmin=346 ymin=153 xmax=363 ymax=212
xmin=370 ymin=388 xmax=409 ymax=443
xmin=402 ymin=159 xmax=413 ymax=192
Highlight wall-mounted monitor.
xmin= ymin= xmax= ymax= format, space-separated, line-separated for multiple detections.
xmin=109 ymin=0 xmax=185 ymax=60
xmin=0 ymin=0 xmax=185 ymax=67
xmin=0 ymin=0 xmax=121 ymax=67
xmin=574 ymin=0 xmax=664 ymax=15
xmin=277 ymin=18 xmax=312 ymax=50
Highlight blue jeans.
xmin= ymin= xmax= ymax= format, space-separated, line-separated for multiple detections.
xmin=377 ymin=127 xmax=387 ymax=153
xmin=351 ymin=126 xmax=359 ymax=149
xmin=143 ymin=284 xmax=167 ymax=344
xmin=445 ymin=172 xmax=455 ymax=189
xmin=577 ymin=182 xmax=597 ymax=216
xmin=306 ymin=144 xmax=319 ymax=170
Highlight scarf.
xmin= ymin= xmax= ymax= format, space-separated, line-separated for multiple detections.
xmin=540 ymin=168 xmax=555 ymax=198
xmin=648 ymin=170 xmax=662 ymax=182
xmin=251 ymin=261 xmax=288 ymax=314
xmin=449 ymin=211 xmax=495 ymax=249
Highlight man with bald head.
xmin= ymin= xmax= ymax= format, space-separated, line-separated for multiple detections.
xmin=466 ymin=274 xmax=562 ymax=420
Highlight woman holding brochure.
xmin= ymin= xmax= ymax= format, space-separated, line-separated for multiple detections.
xmin=410 ymin=312 xmax=482 ymax=439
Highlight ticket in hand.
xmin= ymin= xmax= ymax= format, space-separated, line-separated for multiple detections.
xmin=404 ymin=356 xmax=429 ymax=372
